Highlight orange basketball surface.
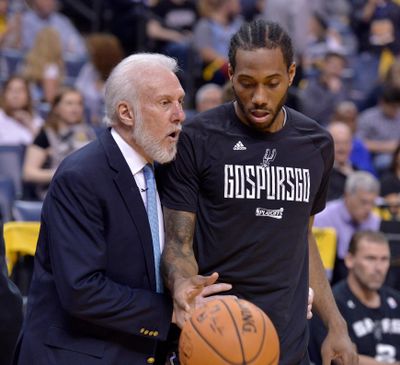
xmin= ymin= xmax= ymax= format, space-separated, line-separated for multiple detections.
xmin=179 ymin=297 xmax=279 ymax=365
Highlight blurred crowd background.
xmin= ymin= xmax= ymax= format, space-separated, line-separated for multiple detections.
xmin=1 ymin=2 xmax=400 ymax=363
xmin=0 ymin=0 xmax=400 ymax=299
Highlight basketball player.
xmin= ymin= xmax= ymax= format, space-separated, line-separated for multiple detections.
xmin=309 ymin=231 xmax=400 ymax=364
xmin=160 ymin=20 xmax=358 ymax=364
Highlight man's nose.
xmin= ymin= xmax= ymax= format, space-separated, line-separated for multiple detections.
xmin=252 ymin=85 xmax=267 ymax=106
xmin=172 ymin=102 xmax=185 ymax=123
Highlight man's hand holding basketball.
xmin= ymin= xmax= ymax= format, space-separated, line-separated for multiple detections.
xmin=172 ymin=272 xmax=232 ymax=328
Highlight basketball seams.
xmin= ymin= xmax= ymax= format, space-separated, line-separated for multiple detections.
xmin=188 ymin=298 xmax=245 ymax=365
xmin=246 ymin=307 xmax=268 ymax=364
xmin=181 ymin=298 xmax=279 ymax=365
xmin=222 ymin=298 xmax=246 ymax=365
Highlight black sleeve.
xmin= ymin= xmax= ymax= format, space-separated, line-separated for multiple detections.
xmin=32 ymin=128 xmax=50 ymax=149
xmin=311 ymin=131 xmax=334 ymax=215
xmin=159 ymin=130 xmax=201 ymax=213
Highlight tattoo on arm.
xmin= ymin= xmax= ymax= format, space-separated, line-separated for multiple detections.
xmin=161 ymin=207 xmax=198 ymax=291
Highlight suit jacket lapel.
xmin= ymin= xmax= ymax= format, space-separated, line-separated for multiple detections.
xmin=99 ymin=129 xmax=157 ymax=291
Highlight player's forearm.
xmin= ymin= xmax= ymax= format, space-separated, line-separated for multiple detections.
xmin=161 ymin=207 xmax=198 ymax=293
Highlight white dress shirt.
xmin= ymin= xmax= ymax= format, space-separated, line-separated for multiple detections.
xmin=111 ymin=129 xmax=164 ymax=251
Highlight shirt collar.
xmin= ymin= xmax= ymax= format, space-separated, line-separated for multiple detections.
xmin=111 ymin=128 xmax=147 ymax=176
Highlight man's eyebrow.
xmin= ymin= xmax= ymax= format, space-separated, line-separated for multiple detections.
xmin=237 ymin=73 xmax=283 ymax=79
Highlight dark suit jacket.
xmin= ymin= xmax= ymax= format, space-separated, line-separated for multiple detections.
xmin=15 ymin=130 xmax=173 ymax=365
xmin=0 ymin=222 xmax=23 ymax=365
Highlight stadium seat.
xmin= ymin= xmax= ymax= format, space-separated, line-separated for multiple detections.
xmin=3 ymin=221 xmax=40 ymax=276
xmin=312 ymin=227 xmax=337 ymax=281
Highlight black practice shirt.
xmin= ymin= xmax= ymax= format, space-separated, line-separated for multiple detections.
xmin=160 ymin=103 xmax=334 ymax=364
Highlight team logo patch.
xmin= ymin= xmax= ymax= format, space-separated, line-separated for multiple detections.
xmin=347 ymin=300 xmax=356 ymax=309
xmin=261 ymin=148 xmax=276 ymax=168
xmin=255 ymin=207 xmax=284 ymax=219
xmin=387 ymin=297 xmax=398 ymax=309
xmin=233 ymin=141 xmax=247 ymax=150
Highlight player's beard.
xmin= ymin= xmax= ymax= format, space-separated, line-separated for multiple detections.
xmin=132 ymin=108 xmax=179 ymax=164
xmin=232 ymin=86 xmax=288 ymax=133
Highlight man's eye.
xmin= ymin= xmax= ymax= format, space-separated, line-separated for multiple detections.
xmin=269 ymin=82 xmax=280 ymax=88
xmin=240 ymin=81 xmax=253 ymax=88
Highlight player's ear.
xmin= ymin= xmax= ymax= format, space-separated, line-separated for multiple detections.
xmin=228 ymin=63 xmax=234 ymax=81
xmin=288 ymin=62 xmax=296 ymax=86
xmin=117 ymin=101 xmax=134 ymax=127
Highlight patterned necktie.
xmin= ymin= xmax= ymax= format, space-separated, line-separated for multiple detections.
xmin=143 ymin=164 xmax=163 ymax=293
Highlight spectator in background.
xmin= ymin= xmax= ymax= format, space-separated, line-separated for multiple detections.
xmin=193 ymin=0 xmax=242 ymax=84
xmin=22 ymin=26 xmax=64 ymax=105
xmin=108 ymin=0 xmax=149 ymax=55
xmin=359 ymin=57 xmax=400 ymax=111
xmin=75 ymin=33 xmax=124 ymax=128
xmin=0 ymin=220 xmax=23 ymax=365
xmin=0 ymin=75 xmax=43 ymax=145
xmin=309 ymin=230 xmax=400 ymax=365
xmin=195 ymin=82 xmax=223 ymax=113
xmin=147 ymin=0 xmax=198 ymax=71
xmin=333 ymin=101 xmax=376 ymax=175
xmin=327 ymin=121 xmax=357 ymax=201
xmin=314 ymin=171 xmax=381 ymax=284
xmin=302 ymin=12 xmax=347 ymax=78
xmin=5 ymin=0 xmax=87 ymax=59
xmin=350 ymin=0 xmax=400 ymax=56
xmin=261 ymin=0 xmax=322 ymax=58
xmin=350 ymin=0 xmax=400 ymax=100
xmin=23 ymin=87 xmax=95 ymax=200
xmin=298 ymin=52 xmax=350 ymax=126
xmin=239 ymin=0 xmax=263 ymax=21
xmin=0 ymin=0 xmax=22 ymax=49
xmin=356 ymin=84 xmax=400 ymax=175
xmin=379 ymin=144 xmax=400 ymax=220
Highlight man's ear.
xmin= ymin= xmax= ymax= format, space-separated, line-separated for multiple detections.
xmin=228 ymin=63 xmax=234 ymax=81
xmin=288 ymin=62 xmax=296 ymax=86
xmin=344 ymin=253 xmax=354 ymax=270
xmin=117 ymin=101 xmax=134 ymax=127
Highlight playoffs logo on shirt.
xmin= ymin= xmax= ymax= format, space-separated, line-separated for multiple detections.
xmin=255 ymin=207 xmax=284 ymax=219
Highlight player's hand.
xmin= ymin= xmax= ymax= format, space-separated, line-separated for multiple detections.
xmin=321 ymin=327 xmax=358 ymax=365
xmin=307 ymin=287 xmax=314 ymax=319
xmin=195 ymin=279 xmax=235 ymax=308
xmin=172 ymin=272 xmax=232 ymax=328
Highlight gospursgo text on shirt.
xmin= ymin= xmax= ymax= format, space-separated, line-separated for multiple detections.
xmin=224 ymin=164 xmax=311 ymax=202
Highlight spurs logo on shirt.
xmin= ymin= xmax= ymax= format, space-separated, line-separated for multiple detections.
xmin=224 ymin=149 xmax=311 ymax=202
xmin=261 ymin=148 xmax=276 ymax=168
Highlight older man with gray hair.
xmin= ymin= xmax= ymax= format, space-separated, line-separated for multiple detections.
xmin=195 ymin=83 xmax=223 ymax=113
xmin=314 ymin=171 xmax=381 ymax=284
xmin=14 ymin=53 xmax=230 ymax=365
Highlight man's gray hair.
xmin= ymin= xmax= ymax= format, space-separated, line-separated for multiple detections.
xmin=103 ymin=53 xmax=178 ymax=126
xmin=345 ymin=171 xmax=380 ymax=195
xmin=195 ymin=83 xmax=222 ymax=105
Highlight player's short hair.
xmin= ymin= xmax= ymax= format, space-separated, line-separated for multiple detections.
xmin=104 ymin=53 xmax=178 ymax=126
xmin=348 ymin=230 xmax=389 ymax=255
xmin=228 ymin=19 xmax=294 ymax=71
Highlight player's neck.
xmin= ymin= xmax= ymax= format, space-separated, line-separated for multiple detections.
xmin=347 ymin=276 xmax=381 ymax=308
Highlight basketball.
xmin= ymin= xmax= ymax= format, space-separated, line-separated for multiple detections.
xmin=179 ymin=297 xmax=279 ymax=365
